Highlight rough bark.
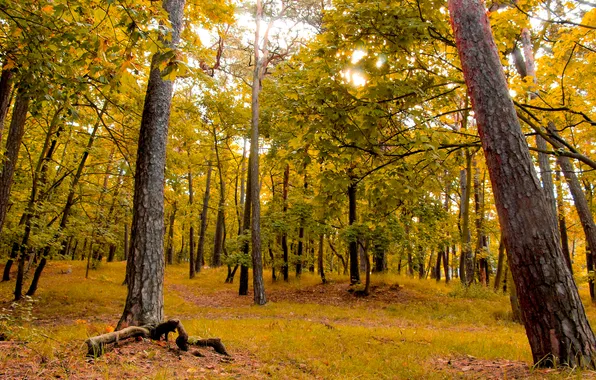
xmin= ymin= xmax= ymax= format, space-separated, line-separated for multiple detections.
xmin=118 ymin=0 xmax=185 ymax=329
xmin=449 ymin=0 xmax=596 ymax=367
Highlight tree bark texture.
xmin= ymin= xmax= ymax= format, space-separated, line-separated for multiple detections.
xmin=449 ymin=0 xmax=596 ymax=367
xmin=119 ymin=0 xmax=185 ymax=329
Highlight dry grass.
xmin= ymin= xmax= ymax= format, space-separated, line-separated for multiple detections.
xmin=0 ymin=260 xmax=594 ymax=378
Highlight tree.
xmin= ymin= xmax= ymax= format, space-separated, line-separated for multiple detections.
xmin=118 ymin=0 xmax=185 ymax=329
xmin=449 ymin=0 xmax=596 ymax=367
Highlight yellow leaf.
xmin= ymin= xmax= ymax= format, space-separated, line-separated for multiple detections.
xmin=41 ymin=5 xmax=53 ymax=13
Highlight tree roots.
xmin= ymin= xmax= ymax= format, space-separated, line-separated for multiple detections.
xmin=85 ymin=319 xmax=230 ymax=358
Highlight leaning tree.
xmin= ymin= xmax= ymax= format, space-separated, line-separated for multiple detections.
xmin=449 ymin=0 xmax=596 ymax=368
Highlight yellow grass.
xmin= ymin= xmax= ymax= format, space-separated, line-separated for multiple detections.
xmin=1 ymin=260 xmax=593 ymax=378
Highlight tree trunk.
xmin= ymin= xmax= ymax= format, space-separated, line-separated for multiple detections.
xmin=118 ymin=0 xmax=185 ymax=329
xmin=449 ymin=0 xmax=596 ymax=367
xmin=555 ymin=171 xmax=572 ymax=272
xmin=239 ymin=156 xmax=252 ymax=296
xmin=348 ymin=182 xmax=360 ymax=284
xmin=197 ymin=162 xmax=212 ymax=274
xmin=460 ymin=151 xmax=473 ymax=285
xmin=247 ymin=0 xmax=267 ymax=305
xmin=188 ymin=168 xmax=196 ymax=279
xmin=212 ymin=129 xmax=226 ymax=268
xmin=166 ymin=203 xmax=177 ymax=266
xmin=281 ymin=164 xmax=290 ymax=281
xmin=493 ymin=238 xmax=505 ymax=292
xmin=548 ymin=124 xmax=596 ymax=301
xmin=318 ymin=234 xmax=326 ymax=284
xmin=0 ymin=88 xmax=29 ymax=238
xmin=0 ymin=66 xmax=14 ymax=143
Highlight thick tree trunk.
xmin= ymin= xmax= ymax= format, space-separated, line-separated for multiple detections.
xmin=118 ymin=0 xmax=184 ymax=329
xmin=449 ymin=0 xmax=596 ymax=367
xmin=0 ymin=89 xmax=29 ymax=238
xmin=197 ymin=162 xmax=212 ymax=274
xmin=348 ymin=182 xmax=360 ymax=284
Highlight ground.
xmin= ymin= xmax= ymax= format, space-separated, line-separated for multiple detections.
xmin=0 ymin=261 xmax=595 ymax=379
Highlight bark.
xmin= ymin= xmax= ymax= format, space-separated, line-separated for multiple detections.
xmin=0 ymin=88 xmax=29 ymax=238
xmin=449 ymin=0 xmax=596 ymax=367
xmin=197 ymin=162 xmax=212 ymax=274
xmin=473 ymin=160 xmax=489 ymax=286
xmin=348 ymin=182 xmax=360 ymax=284
xmin=119 ymin=0 xmax=185 ymax=329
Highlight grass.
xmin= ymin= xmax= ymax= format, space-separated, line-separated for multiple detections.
xmin=1 ymin=259 xmax=593 ymax=378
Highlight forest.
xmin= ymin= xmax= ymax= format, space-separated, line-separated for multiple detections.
xmin=1 ymin=0 xmax=596 ymax=378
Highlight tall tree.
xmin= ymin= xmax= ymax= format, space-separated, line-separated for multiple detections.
xmin=249 ymin=0 xmax=267 ymax=305
xmin=118 ymin=0 xmax=185 ymax=329
xmin=449 ymin=0 xmax=596 ymax=367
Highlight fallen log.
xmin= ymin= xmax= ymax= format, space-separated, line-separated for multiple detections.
xmin=85 ymin=319 xmax=229 ymax=357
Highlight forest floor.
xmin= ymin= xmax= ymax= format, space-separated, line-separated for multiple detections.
xmin=0 ymin=261 xmax=595 ymax=379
